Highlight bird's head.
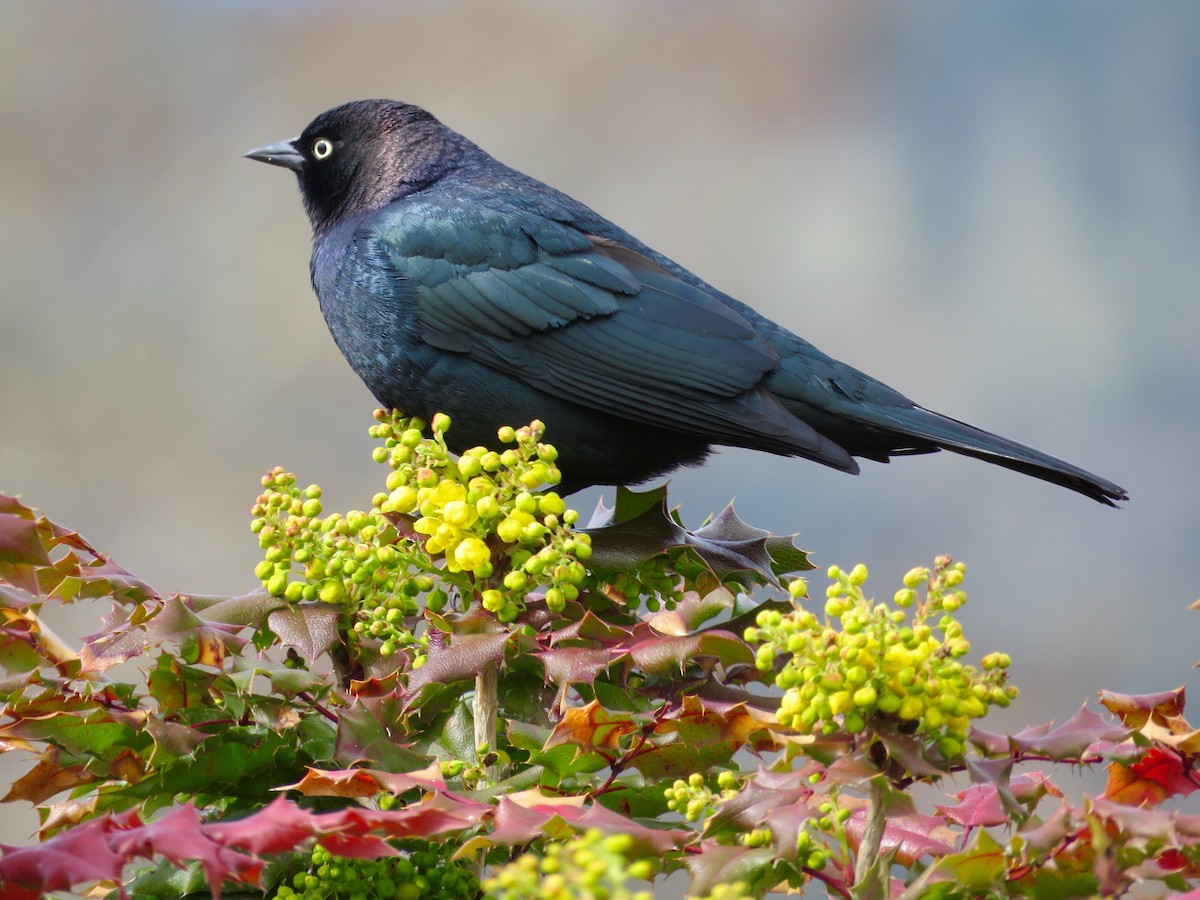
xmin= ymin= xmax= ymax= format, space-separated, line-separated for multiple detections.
xmin=246 ymin=99 xmax=469 ymax=233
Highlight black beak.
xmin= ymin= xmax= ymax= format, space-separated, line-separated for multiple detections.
xmin=244 ymin=138 xmax=305 ymax=171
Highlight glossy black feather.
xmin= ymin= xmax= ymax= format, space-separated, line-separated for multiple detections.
xmin=247 ymin=99 xmax=1127 ymax=505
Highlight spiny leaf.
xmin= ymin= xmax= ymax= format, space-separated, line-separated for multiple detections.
xmin=925 ymin=828 xmax=1008 ymax=890
xmin=544 ymin=700 xmax=639 ymax=753
xmin=707 ymin=769 xmax=815 ymax=854
xmin=631 ymin=695 xmax=779 ymax=778
xmin=645 ymin=587 xmax=735 ymax=635
xmin=1098 ymin=686 xmax=1186 ymax=727
xmin=536 ymin=646 xmax=623 ymax=708
xmin=935 ymin=773 xmax=1062 ymax=828
xmin=402 ymin=631 xmax=510 ymax=711
xmin=0 ymin=514 xmax=50 ymax=568
xmin=108 ymin=803 xmax=263 ymax=898
xmin=1010 ymin=703 xmax=1132 ymax=760
xmin=280 ymin=762 xmax=448 ymax=799
xmin=1104 ymin=744 xmax=1198 ymax=804
xmin=0 ymin=809 xmax=136 ymax=896
xmin=584 ymin=487 xmax=809 ymax=587
xmin=626 ymin=628 xmax=753 ymax=676
xmin=843 ymin=793 xmax=956 ymax=866
xmin=1 ymin=752 xmax=96 ymax=805
xmin=335 ymin=695 xmax=430 ymax=771
xmin=484 ymin=793 xmax=688 ymax=855
xmin=267 ymin=603 xmax=340 ymax=662
xmin=0 ymin=706 xmax=142 ymax=761
xmin=684 ymin=842 xmax=777 ymax=897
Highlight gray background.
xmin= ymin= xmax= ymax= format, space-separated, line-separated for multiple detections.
xmin=1 ymin=0 xmax=1198 ymax=854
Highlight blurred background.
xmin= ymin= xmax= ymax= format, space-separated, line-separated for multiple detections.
xmin=1 ymin=0 xmax=1197 ymax=850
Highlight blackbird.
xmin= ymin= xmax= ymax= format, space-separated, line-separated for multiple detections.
xmin=247 ymin=99 xmax=1125 ymax=504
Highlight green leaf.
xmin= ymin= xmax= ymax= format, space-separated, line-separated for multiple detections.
xmin=524 ymin=743 xmax=580 ymax=780
xmin=336 ymin=696 xmax=431 ymax=772
xmin=419 ymin=698 xmax=476 ymax=763
xmin=0 ymin=708 xmax=142 ymax=761
xmin=929 ymin=828 xmax=1008 ymax=889
xmin=593 ymin=770 xmax=671 ymax=819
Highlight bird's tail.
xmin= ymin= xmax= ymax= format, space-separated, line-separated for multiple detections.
xmin=854 ymin=403 xmax=1128 ymax=506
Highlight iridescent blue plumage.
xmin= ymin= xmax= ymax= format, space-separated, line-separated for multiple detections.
xmin=247 ymin=99 xmax=1126 ymax=504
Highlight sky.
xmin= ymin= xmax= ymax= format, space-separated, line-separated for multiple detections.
xmin=1 ymin=1 xmax=1198 ymax=849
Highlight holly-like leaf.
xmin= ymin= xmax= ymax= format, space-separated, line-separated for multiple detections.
xmin=108 ymin=803 xmax=262 ymax=898
xmin=843 ymin=793 xmax=956 ymax=866
xmin=1088 ymin=795 xmax=1180 ymax=843
xmin=544 ymin=700 xmax=639 ymax=753
xmin=192 ymin=589 xmax=286 ymax=629
xmin=1016 ymin=798 xmax=1076 ymax=856
xmin=1010 ymin=703 xmax=1131 ymax=760
xmin=0 ymin=809 xmax=135 ymax=896
xmin=935 ymin=773 xmax=1062 ymax=828
xmin=536 ymin=647 xmax=624 ymax=709
xmin=402 ymin=631 xmax=510 ymax=711
xmin=267 ymin=604 xmax=340 ymax=663
xmin=1 ymin=752 xmax=96 ymax=804
xmin=335 ymin=695 xmax=431 ymax=771
xmin=82 ymin=595 xmax=247 ymax=673
xmin=692 ymin=503 xmax=814 ymax=577
xmin=1104 ymin=744 xmax=1198 ymax=804
xmin=584 ymin=487 xmax=809 ymax=587
xmin=924 ymin=828 xmax=1008 ymax=890
xmin=684 ymin=842 xmax=777 ymax=897
xmin=706 ymin=769 xmax=815 ymax=854
xmin=280 ymin=762 xmax=447 ymax=799
xmin=0 ymin=706 xmax=141 ymax=761
xmin=645 ymin=587 xmax=735 ymax=635
xmin=1099 ymin=687 xmax=1186 ymax=727
xmin=0 ymin=514 xmax=50 ymax=568
xmin=626 ymin=629 xmax=753 ymax=676
xmin=878 ymin=729 xmax=955 ymax=779
xmin=484 ymin=793 xmax=688 ymax=856
xmin=486 ymin=793 xmax=587 ymax=845
xmin=633 ymin=696 xmax=778 ymax=780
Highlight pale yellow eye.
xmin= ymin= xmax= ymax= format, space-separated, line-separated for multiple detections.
xmin=311 ymin=138 xmax=334 ymax=160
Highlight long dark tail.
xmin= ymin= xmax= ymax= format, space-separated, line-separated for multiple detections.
xmin=866 ymin=404 xmax=1127 ymax=506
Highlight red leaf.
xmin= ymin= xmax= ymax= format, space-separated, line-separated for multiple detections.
xmin=109 ymin=804 xmax=260 ymax=898
xmin=843 ymin=795 xmax=956 ymax=865
xmin=936 ymin=773 xmax=1061 ymax=828
xmin=0 ymin=812 xmax=131 ymax=894
xmin=317 ymin=832 xmax=398 ymax=859
xmin=317 ymin=802 xmax=487 ymax=842
xmin=1105 ymin=745 xmax=1198 ymax=804
xmin=205 ymin=797 xmax=324 ymax=856
xmin=485 ymin=796 xmax=688 ymax=855
xmin=1089 ymin=796 xmax=1178 ymax=842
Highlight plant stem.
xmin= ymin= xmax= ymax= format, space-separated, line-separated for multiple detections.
xmin=474 ymin=660 xmax=499 ymax=779
xmin=854 ymin=775 xmax=889 ymax=887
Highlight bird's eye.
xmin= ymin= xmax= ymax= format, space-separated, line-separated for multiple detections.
xmin=311 ymin=138 xmax=334 ymax=160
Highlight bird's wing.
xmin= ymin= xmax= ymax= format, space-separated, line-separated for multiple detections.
xmin=370 ymin=198 xmax=854 ymax=468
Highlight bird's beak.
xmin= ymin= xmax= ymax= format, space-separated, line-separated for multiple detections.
xmin=244 ymin=138 xmax=304 ymax=171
